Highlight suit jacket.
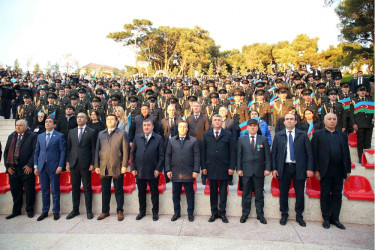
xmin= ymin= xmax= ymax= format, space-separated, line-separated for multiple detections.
xmin=236 ymin=134 xmax=271 ymax=177
xmin=94 ymin=128 xmax=129 ymax=178
xmin=56 ymin=115 xmax=78 ymax=139
xmin=130 ymin=132 xmax=165 ymax=179
xmin=271 ymin=128 xmax=314 ymax=180
xmin=129 ymin=114 xmax=160 ymax=142
xmin=222 ymin=118 xmax=237 ymax=143
xmin=311 ymin=128 xmax=351 ymax=178
xmin=161 ymin=116 xmax=182 ymax=145
xmin=186 ymin=113 xmax=209 ymax=141
xmin=67 ymin=126 xmax=96 ymax=169
xmin=202 ymin=129 xmax=236 ymax=180
xmin=34 ymin=130 xmax=66 ymax=172
xmin=165 ymin=135 xmax=200 ymax=182
xmin=4 ymin=129 xmax=37 ymax=171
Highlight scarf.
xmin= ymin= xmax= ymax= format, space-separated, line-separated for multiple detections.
xmin=6 ymin=133 xmax=23 ymax=166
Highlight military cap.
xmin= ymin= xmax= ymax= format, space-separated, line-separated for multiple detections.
xmin=317 ymin=82 xmax=326 ymax=89
xmin=220 ymin=75 xmax=226 ymax=80
xmin=92 ymin=96 xmax=101 ymax=102
xmin=233 ymin=90 xmax=244 ymax=96
xmin=208 ymin=82 xmax=215 ymax=88
xmin=164 ymin=88 xmax=172 ymax=94
xmin=129 ymin=96 xmax=139 ymax=102
xmin=302 ymin=88 xmax=313 ymax=95
xmin=275 ymin=79 xmax=283 ymax=84
xmin=39 ymin=86 xmax=47 ymax=91
xmin=69 ymin=93 xmax=79 ymax=100
xmin=78 ymin=88 xmax=86 ymax=93
xmin=234 ymin=78 xmax=241 ymax=82
xmin=22 ymin=93 xmax=32 ymax=99
xmin=296 ymin=83 xmax=306 ymax=89
xmin=129 ymin=86 xmax=136 ymax=92
xmin=137 ymin=80 xmax=144 ymax=85
xmin=55 ymin=79 xmax=62 ymax=84
xmin=255 ymin=81 xmax=265 ymax=88
xmin=125 ymin=81 xmax=132 ymax=86
xmin=83 ymin=79 xmax=89 ymax=83
xmin=255 ymin=89 xmax=265 ymax=95
xmin=261 ymin=75 xmax=268 ymax=81
xmin=246 ymin=75 xmax=254 ymax=80
xmin=224 ymin=80 xmax=232 ymax=85
xmin=111 ymin=94 xmax=121 ymax=101
xmin=148 ymin=96 xmax=157 ymax=102
xmin=340 ymin=82 xmax=350 ymax=88
xmin=146 ymin=83 xmax=153 ymax=88
xmin=209 ymin=92 xmax=219 ymax=99
xmin=112 ymin=82 xmax=120 ymax=87
xmin=169 ymin=96 xmax=178 ymax=103
xmin=313 ymin=75 xmax=321 ymax=80
xmin=175 ymin=79 xmax=183 ymax=83
xmin=183 ymin=85 xmax=190 ymax=91
xmin=276 ymin=72 xmax=284 ymax=77
xmin=326 ymin=88 xmax=338 ymax=95
xmin=188 ymin=96 xmax=197 ymax=102
xmin=334 ymin=75 xmax=342 ymax=80
xmin=355 ymin=84 xmax=366 ymax=92
xmin=201 ymin=85 xmax=209 ymax=90
xmin=294 ymin=75 xmax=302 ymax=80
xmin=47 ymin=93 xmax=57 ymax=99
xmin=325 ymin=70 xmax=332 ymax=74
xmin=192 ymin=80 xmax=199 ymax=85
xmin=145 ymin=89 xmax=154 ymax=95
xmin=277 ymin=85 xmax=289 ymax=93
xmin=218 ymin=88 xmax=227 ymax=94
xmin=241 ymin=80 xmax=249 ymax=85
xmin=96 ymin=89 xmax=105 ymax=95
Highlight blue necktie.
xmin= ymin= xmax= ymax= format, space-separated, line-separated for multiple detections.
xmin=180 ymin=137 xmax=184 ymax=146
xmin=46 ymin=133 xmax=51 ymax=147
xmin=289 ymin=131 xmax=295 ymax=161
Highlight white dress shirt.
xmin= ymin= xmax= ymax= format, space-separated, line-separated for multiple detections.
xmin=78 ymin=125 xmax=86 ymax=138
xmin=213 ymin=128 xmax=221 ymax=138
xmin=249 ymin=133 xmax=257 ymax=146
xmin=285 ymin=128 xmax=296 ymax=163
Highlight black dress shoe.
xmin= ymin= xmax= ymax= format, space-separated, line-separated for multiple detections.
xmin=37 ymin=212 xmax=48 ymax=221
xmin=152 ymin=214 xmax=159 ymax=221
xmin=257 ymin=216 xmax=267 ymax=224
xmin=296 ymin=218 xmax=306 ymax=227
xmin=188 ymin=215 xmax=194 ymax=222
xmin=136 ymin=213 xmax=146 ymax=220
xmin=87 ymin=211 xmax=94 ymax=220
xmin=331 ymin=220 xmax=346 ymax=230
xmin=280 ymin=216 xmax=288 ymax=225
xmin=27 ymin=212 xmax=34 ymax=218
xmin=322 ymin=221 xmax=330 ymax=229
xmin=171 ymin=214 xmax=181 ymax=221
xmin=221 ymin=215 xmax=229 ymax=223
xmin=66 ymin=211 xmax=80 ymax=220
xmin=54 ymin=213 xmax=60 ymax=220
xmin=6 ymin=213 xmax=20 ymax=220
xmin=240 ymin=216 xmax=247 ymax=223
xmin=208 ymin=214 xmax=218 ymax=222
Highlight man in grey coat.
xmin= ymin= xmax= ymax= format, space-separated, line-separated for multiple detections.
xmin=165 ymin=120 xmax=200 ymax=222
xmin=237 ymin=119 xmax=271 ymax=224
xmin=95 ymin=114 xmax=129 ymax=221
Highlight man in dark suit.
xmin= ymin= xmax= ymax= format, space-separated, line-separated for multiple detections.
xmin=312 ymin=113 xmax=351 ymax=230
xmin=4 ymin=119 xmax=37 ymax=219
xmin=186 ymin=102 xmax=209 ymax=184
xmin=131 ymin=119 xmax=165 ymax=221
xmin=165 ymin=120 xmax=200 ymax=222
xmin=237 ymin=119 xmax=271 ymax=224
xmin=272 ymin=113 xmax=314 ymax=227
xmin=161 ymin=105 xmax=182 ymax=146
xmin=202 ymin=114 xmax=235 ymax=223
xmin=34 ymin=117 xmax=66 ymax=221
xmin=95 ymin=114 xmax=129 ymax=221
xmin=350 ymin=71 xmax=370 ymax=94
xmin=66 ymin=112 xmax=96 ymax=220
xmin=56 ymin=105 xmax=78 ymax=139
xmin=129 ymin=103 xmax=159 ymax=146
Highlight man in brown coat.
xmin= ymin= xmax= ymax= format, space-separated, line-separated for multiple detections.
xmin=94 ymin=114 xmax=129 ymax=221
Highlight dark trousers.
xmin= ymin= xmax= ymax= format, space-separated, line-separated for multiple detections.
xmin=242 ymin=175 xmax=264 ymax=217
xmin=9 ymin=170 xmax=35 ymax=214
xmin=209 ymin=179 xmax=228 ymax=216
xmin=136 ymin=178 xmax=159 ymax=215
xmin=320 ymin=176 xmax=343 ymax=221
xmin=70 ymin=166 xmax=92 ymax=213
xmin=39 ymin=167 xmax=60 ymax=213
xmin=279 ymin=164 xmax=305 ymax=219
xmin=101 ymin=175 xmax=124 ymax=213
xmin=1 ymin=99 xmax=12 ymax=119
xmin=356 ymin=128 xmax=373 ymax=162
xmin=172 ymin=182 xmax=194 ymax=216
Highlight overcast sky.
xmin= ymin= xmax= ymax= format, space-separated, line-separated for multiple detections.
xmin=0 ymin=0 xmax=341 ymax=71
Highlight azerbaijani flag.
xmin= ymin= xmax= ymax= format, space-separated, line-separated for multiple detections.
xmin=307 ymin=122 xmax=314 ymax=141
xmin=354 ymin=101 xmax=375 ymax=114
xmin=318 ymin=107 xmax=322 ymax=114
xmin=128 ymin=113 xmax=131 ymax=128
xmin=268 ymin=86 xmax=278 ymax=93
xmin=247 ymin=100 xmax=254 ymax=112
xmin=227 ymin=96 xmax=235 ymax=104
xmin=310 ymin=92 xmax=314 ymax=98
xmin=270 ymin=97 xmax=279 ymax=113
xmin=138 ymin=85 xmax=147 ymax=95
xmin=293 ymin=99 xmax=299 ymax=108
xmin=338 ymin=97 xmax=351 ymax=110
xmin=49 ymin=111 xmax=56 ymax=118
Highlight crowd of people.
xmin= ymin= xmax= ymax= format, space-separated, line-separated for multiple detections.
xmin=0 ymin=66 xmax=373 ymax=230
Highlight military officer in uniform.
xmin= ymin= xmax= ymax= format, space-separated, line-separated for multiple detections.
xmin=272 ymin=86 xmax=294 ymax=127
xmin=228 ymin=90 xmax=249 ymax=136
xmin=125 ymin=96 xmax=141 ymax=126
xmin=89 ymin=96 xmax=106 ymax=122
xmin=77 ymin=88 xmax=90 ymax=112
xmin=17 ymin=94 xmax=36 ymax=128
xmin=148 ymin=96 xmax=162 ymax=123
xmin=297 ymin=89 xmax=319 ymax=120
xmin=338 ymin=82 xmax=355 ymax=133
xmin=205 ymin=93 xmax=221 ymax=123
xmin=218 ymin=89 xmax=230 ymax=108
xmin=249 ymin=89 xmax=271 ymax=126
xmin=42 ymin=93 xmax=60 ymax=118
xmin=321 ymin=89 xmax=346 ymax=131
xmin=69 ymin=94 xmax=85 ymax=115
xmin=314 ymin=83 xmax=329 ymax=107
xmin=34 ymin=86 xmax=48 ymax=111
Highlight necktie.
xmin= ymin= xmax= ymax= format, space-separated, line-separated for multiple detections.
xmin=170 ymin=118 xmax=174 ymax=128
xmin=15 ymin=134 xmax=22 ymax=149
xmin=195 ymin=115 xmax=198 ymax=121
xmin=251 ymin=136 xmax=255 ymax=151
xmin=180 ymin=137 xmax=184 ymax=146
xmin=288 ymin=131 xmax=295 ymax=161
xmin=78 ymin=128 xmax=83 ymax=142
xmin=46 ymin=133 xmax=51 ymax=147
xmin=215 ymin=131 xmax=219 ymax=140
xmin=145 ymin=134 xmax=150 ymax=143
